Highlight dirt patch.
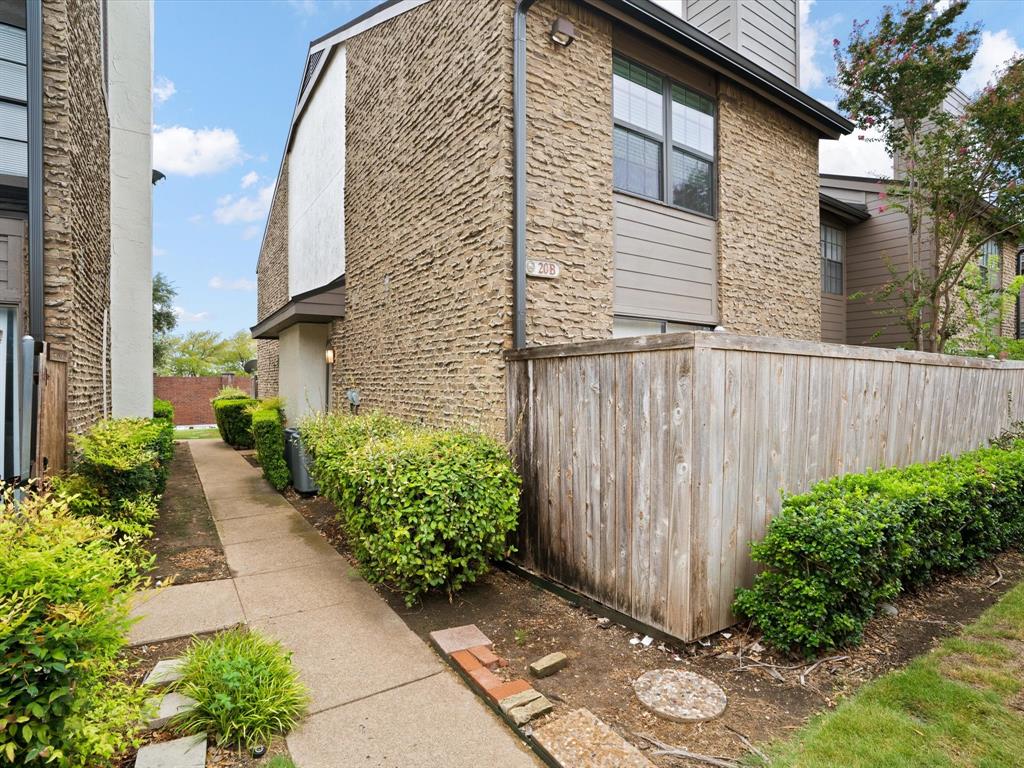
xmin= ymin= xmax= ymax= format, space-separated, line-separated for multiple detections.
xmin=148 ymin=443 xmax=230 ymax=585
xmin=287 ymin=490 xmax=1024 ymax=764
xmin=115 ymin=635 xmax=293 ymax=768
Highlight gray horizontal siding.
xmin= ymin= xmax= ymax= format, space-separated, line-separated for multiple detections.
xmin=821 ymin=293 xmax=845 ymax=343
xmin=737 ymin=0 xmax=798 ymax=85
xmin=614 ymin=193 xmax=717 ymax=324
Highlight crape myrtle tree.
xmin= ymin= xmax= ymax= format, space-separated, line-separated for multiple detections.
xmin=833 ymin=0 xmax=1024 ymax=352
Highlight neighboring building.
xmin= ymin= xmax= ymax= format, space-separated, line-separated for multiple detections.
xmin=817 ymin=88 xmax=1021 ymax=349
xmin=0 ymin=0 xmax=153 ymax=478
xmin=253 ymin=0 xmax=853 ymax=430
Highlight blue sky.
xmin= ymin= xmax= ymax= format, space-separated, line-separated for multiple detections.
xmin=153 ymin=0 xmax=1024 ymax=337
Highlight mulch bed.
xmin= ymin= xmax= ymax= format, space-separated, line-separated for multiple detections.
xmin=148 ymin=442 xmax=230 ymax=586
xmin=284 ymin=485 xmax=1024 ymax=765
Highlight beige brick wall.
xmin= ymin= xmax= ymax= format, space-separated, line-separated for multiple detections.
xmin=256 ymin=157 xmax=290 ymax=398
xmin=717 ymin=81 xmax=821 ymax=339
xmin=524 ymin=0 xmax=615 ymax=344
xmin=42 ymin=0 xmax=112 ymax=434
xmin=335 ymin=0 xmax=513 ymax=432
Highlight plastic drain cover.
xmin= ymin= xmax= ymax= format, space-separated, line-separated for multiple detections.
xmin=633 ymin=669 xmax=727 ymax=722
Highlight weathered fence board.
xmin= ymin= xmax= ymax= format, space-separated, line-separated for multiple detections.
xmin=507 ymin=332 xmax=1024 ymax=641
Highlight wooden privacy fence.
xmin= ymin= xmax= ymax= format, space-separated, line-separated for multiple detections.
xmin=506 ymin=332 xmax=1024 ymax=641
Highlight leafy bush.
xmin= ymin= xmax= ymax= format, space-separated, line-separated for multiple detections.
xmin=153 ymin=397 xmax=174 ymax=422
xmin=50 ymin=473 xmax=158 ymax=557
xmin=171 ymin=628 xmax=308 ymax=749
xmin=734 ymin=444 xmax=1024 ymax=656
xmin=0 ymin=488 xmax=147 ymax=766
xmin=73 ymin=418 xmax=173 ymax=504
xmin=303 ymin=415 xmax=520 ymax=604
xmin=213 ymin=398 xmax=257 ymax=448
xmin=252 ymin=402 xmax=289 ymax=490
xmin=212 ymin=385 xmax=249 ymax=402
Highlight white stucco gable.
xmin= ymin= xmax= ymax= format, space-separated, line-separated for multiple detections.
xmin=288 ymin=45 xmax=346 ymax=298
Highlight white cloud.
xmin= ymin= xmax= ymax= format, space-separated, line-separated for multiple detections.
xmin=820 ymin=127 xmax=892 ymax=178
xmin=213 ymin=184 xmax=274 ymax=225
xmin=288 ymin=0 xmax=317 ymax=15
xmin=240 ymin=171 xmax=260 ymax=189
xmin=153 ymin=126 xmax=244 ymax=177
xmin=960 ymin=29 xmax=1022 ymax=94
xmin=153 ymin=76 xmax=176 ymax=104
xmin=188 ymin=213 xmax=204 ymax=224
xmin=241 ymin=225 xmax=262 ymax=241
xmin=173 ymin=306 xmax=210 ymax=323
xmin=153 ymin=246 xmax=167 ymax=258
xmin=209 ymin=276 xmax=256 ymax=291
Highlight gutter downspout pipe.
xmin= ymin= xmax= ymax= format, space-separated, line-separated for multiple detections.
xmin=513 ymin=0 xmax=537 ymax=350
xmin=26 ymin=0 xmax=43 ymax=341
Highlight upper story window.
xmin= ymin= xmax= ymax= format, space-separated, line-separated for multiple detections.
xmin=0 ymin=23 xmax=26 ymax=178
xmin=820 ymin=223 xmax=844 ymax=295
xmin=979 ymin=238 xmax=1000 ymax=289
xmin=612 ymin=54 xmax=715 ymax=217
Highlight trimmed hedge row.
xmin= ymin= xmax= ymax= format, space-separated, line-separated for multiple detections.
xmin=252 ymin=399 xmax=289 ymax=490
xmin=733 ymin=443 xmax=1024 ymax=655
xmin=213 ymin=397 xmax=257 ymax=448
xmin=300 ymin=412 xmax=520 ymax=604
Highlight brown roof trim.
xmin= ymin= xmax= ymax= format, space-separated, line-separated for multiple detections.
xmin=251 ymin=276 xmax=346 ymax=340
xmin=819 ymin=192 xmax=870 ymax=224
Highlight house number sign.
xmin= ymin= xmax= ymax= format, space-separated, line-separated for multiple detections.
xmin=526 ymin=259 xmax=560 ymax=279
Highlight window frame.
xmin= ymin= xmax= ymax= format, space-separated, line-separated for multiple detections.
xmin=612 ymin=52 xmax=716 ymax=220
xmin=979 ymin=238 xmax=1001 ymax=291
xmin=820 ymin=222 xmax=845 ymax=295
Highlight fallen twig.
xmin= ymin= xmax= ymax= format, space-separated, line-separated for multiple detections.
xmin=723 ymin=724 xmax=769 ymax=764
xmin=989 ymin=562 xmax=1004 ymax=588
xmin=799 ymin=655 xmax=848 ymax=686
xmin=635 ymin=734 xmax=742 ymax=768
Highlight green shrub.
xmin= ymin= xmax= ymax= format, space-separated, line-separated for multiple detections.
xmin=304 ymin=416 xmax=520 ymax=604
xmin=212 ymin=385 xmax=249 ymax=403
xmin=213 ymin=398 xmax=257 ymax=448
xmin=252 ymin=403 xmax=289 ymax=490
xmin=171 ymin=628 xmax=308 ymax=749
xmin=0 ymin=488 xmax=147 ymax=766
xmin=153 ymin=397 xmax=174 ymax=422
xmin=734 ymin=444 xmax=1024 ymax=656
xmin=73 ymin=418 xmax=172 ymax=504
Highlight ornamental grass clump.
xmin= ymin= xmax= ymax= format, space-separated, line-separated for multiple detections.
xmin=301 ymin=412 xmax=520 ymax=605
xmin=734 ymin=443 xmax=1024 ymax=656
xmin=171 ymin=629 xmax=308 ymax=749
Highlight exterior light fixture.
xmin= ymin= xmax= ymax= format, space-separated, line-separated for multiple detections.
xmin=550 ymin=16 xmax=575 ymax=47
xmin=324 ymin=348 xmax=335 ymax=365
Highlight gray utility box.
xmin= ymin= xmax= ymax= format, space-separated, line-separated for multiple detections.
xmin=284 ymin=428 xmax=318 ymax=494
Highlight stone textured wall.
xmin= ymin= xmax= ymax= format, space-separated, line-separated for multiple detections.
xmin=524 ymin=0 xmax=615 ymax=344
xmin=256 ymin=157 xmax=290 ymax=398
xmin=336 ymin=0 xmax=514 ymax=432
xmin=717 ymin=80 xmax=821 ymax=339
xmin=42 ymin=0 xmax=111 ymax=434
xmin=1000 ymin=239 xmax=1017 ymax=339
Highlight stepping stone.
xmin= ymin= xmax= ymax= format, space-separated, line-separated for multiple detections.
xmin=145 ymin=691 xmax=199 ymax=730
xmin=632 ymin=668 xmax=727 ymax=723
xmin=143 ymin=658 xmax=185 ymax=689
xmin=529 ymin=651 xmax=568 ymax=678
xmin=429 ymin=624 xmax=492 ymax=655
xmin=134 ymin=733 xmax=207 ymax=768
xmin=533 ymin=708 xmax=655 ymax=768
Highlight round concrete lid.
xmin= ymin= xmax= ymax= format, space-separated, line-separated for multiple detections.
xmin=633 ymin=669 xmax=727 ymax=723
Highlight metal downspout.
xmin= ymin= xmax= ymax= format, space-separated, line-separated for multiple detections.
xmin=27 ymin=1 xmax=43 ymax=340
xmin=513 ymin=0 xmax=537 ymax=350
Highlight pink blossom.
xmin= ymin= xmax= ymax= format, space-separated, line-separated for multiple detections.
xmin=879 ymin=191 xmax=888 ymax=200
xmin=879 ymin=205 xmax=888 ymax=213
xmin=858 ymin=134 xmax=866 ymax=141
xmin=833 ymin=38 xmax=841 ymax=47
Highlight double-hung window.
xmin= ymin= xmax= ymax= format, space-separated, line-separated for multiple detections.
xmin=612 ymin=54 xmax=715 ymax=217
xmin=0 ymin=23 xmax=26 ymax=178
xmin=820 ymin=223 xmax=844 ymax=295
xmin=979 ymin=239 xmax=1000 ymax=290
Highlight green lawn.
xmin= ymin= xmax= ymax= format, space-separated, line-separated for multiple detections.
xmin=766 ymin=581 xmax=1024 ymax=767
xmin=173 ymin=427 xmax=220 ymax=440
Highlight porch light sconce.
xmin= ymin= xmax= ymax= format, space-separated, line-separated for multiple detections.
xmin=324 ymin=348 xmax=335 ymax=365
xmin=550 ymin=16 xmax=575 ymax=47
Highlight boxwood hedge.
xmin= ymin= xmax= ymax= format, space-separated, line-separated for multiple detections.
xmin=733 ymin=443 xmax=1024 ymax=656
xmin=251 ymin=400 xmax=289 ymax=490
xmin=300 ymin=413 xmax=519 ymax=604
xmin=213 ymin=398 xmax=257 ymax=449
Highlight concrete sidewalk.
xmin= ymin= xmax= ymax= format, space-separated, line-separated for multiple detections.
xmin=130 ymin=439 xmax=540 ymax=768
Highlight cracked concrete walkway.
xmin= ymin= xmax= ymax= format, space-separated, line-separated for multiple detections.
xmin=130 ymin=439 xmax=540 ymax=768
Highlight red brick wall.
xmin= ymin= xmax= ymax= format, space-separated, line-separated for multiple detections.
xmin=154 ymin=375 xmax=254 ymax=426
